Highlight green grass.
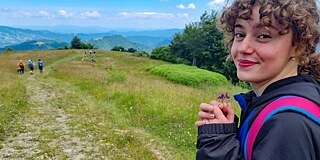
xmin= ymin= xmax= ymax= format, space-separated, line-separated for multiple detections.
xmin=146 ymin=64 xmax=228 ymax=86
xmin=0 ymin=50 xmax=248 ymax=159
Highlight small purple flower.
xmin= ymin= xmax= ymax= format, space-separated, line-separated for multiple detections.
xmin=216 ymin=92 xmax=231 ymax=102
xmin=217 ymin=93 xmax=225 ymax=99
xmin=225 ymin=92 xmax=230 ymax=100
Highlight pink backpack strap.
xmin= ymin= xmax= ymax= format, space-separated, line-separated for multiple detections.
xmin=245 ymin=96 xmax=320 ymax=160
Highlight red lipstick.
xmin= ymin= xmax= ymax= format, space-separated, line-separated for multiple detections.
xmin=238 ymin=59 xmax=258 ymax=67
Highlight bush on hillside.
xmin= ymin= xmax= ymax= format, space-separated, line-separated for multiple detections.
xmin=111 ymin=46 xmax=126 ymax=52
xmin=131 ymin=51 xmax=149 ymax=57
xmin=127 ymin=47 xmax=137 ymax=53
xmin=5 ymin=47 xmax=13 ymax=52
xmin=70 ymin=36 xmax=93 ymax=49
xmin=146 ymin=64 xmax=228 ymax=86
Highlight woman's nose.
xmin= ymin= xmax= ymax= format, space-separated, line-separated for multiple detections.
xmin=237 ymin=36 xmax=254 ymax=54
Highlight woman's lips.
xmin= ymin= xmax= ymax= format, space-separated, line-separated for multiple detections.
xmin=238 ymin=60 xmax=258 ymax=67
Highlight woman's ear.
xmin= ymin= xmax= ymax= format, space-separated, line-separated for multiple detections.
xmin=291 ymin=44 xmax=301 ymax=59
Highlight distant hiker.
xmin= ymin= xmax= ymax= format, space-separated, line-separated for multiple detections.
xmin=90 ymin=51 xmax=95 ymax=62
xmin=28 ymin=59 xmax=35 ymax=75
xmin=17 ymin=60 xmax=25 ymax=74
xmin=38 ymin=59 xmax=43 ymax=74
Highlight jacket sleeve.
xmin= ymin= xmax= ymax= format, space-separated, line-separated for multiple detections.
xmin=251 ymin=111 xmax=320 ymax=160
xmin=196 ymin=123 xmax=242 ymax=160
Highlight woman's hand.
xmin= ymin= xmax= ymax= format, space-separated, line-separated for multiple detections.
xmin=195 ymin=100 xmax=235 ymax=127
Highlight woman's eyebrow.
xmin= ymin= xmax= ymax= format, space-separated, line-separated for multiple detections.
xmin=234 ymin=24 xmax=243 ymax=28
xmin=234 ymin=22 xmax=277 ymax=31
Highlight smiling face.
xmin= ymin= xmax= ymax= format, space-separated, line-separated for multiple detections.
xmin=231 ymin=5 xmax=299 ymax=95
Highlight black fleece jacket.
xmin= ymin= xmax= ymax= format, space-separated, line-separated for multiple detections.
xmin=196 ymin=75 xmax=320 ymax=160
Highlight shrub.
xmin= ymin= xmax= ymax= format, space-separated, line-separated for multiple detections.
xmin=147 ymin=64 xmax=228 ymax=86
xmin=5 ymin=47 xmax=13 ymax=52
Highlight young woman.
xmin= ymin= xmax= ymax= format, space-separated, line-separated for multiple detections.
xmin=195 ymin=0 xmax=320 ymax=159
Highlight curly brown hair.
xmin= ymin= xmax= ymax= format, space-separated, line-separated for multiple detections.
xmin=220 ymin=0 xmax=320 ymax=83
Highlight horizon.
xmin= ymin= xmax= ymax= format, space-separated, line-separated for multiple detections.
xmin=0 ymin=0 xmax=227 ymax=32
xmin=0 ymin=25 xmax=184 ymax=34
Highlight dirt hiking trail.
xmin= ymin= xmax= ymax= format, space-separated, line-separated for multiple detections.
xmin=0 ymin=75 xmax=107 ymax=159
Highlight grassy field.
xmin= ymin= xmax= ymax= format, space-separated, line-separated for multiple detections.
xmin=0 ymin=50 xmax=247 ymax=159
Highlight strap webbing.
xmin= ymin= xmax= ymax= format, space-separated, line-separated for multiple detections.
xmin=245 ymin=96 xmax=320 ymax=160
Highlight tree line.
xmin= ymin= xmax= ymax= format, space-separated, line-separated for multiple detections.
xmin=149 ymin=11 xmax=238 ymax=84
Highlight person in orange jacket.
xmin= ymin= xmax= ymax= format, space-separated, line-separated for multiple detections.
xmin=17 ymin=60 xmax=25 ymax=74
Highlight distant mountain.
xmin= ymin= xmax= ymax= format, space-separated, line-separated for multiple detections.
xmin=0 ymin=26 xmax=73 ymax=47
xmin=0 ymin=26 xmax=182 ymax=52
xmin=88 ymin=35 xmax=151 ymax=52
xmin=126 ymin=36 xmax=171 ymax=48
xmin=19 ymin=26 xmax=183 ymax=35
xmin=109 ymin=29 xmax=182 ymax=37
xmin=2 ymin=39 xmax=68 ymax=51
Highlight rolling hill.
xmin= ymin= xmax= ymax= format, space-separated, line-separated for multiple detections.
xmin=0 ymin=26 xmax=72 ymax=47
xmin=87 ymin=35 xmax=151 ymax=52
xmin=0 ymin=26 xmax=180 ymax=52
xmin=2 ymin=39 xmax=68 ymax=51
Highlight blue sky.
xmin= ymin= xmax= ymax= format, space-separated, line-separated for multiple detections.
xmin=0 ymin=0 xmax=227 ymax=30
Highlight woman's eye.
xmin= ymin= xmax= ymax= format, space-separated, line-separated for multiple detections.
xmin=258 ymin=34 xmax=271 ymax=39
xmin=235 ymin=33 xmax=244 ymax=38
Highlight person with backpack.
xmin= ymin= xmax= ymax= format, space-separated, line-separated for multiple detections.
xmin=28 ymin=59 xmax=34 ymax=75
xmin=38 ymin=59 xmax=43 ymax=74
xmin=195 ymin=0 xmax=320 ymax=159
xmin=17 ymin=60 xmax=25 ymax=74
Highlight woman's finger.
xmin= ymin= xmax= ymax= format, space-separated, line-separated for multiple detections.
xmin=198 ymin=111 xmax=215 ymax=119
xmin=209 ymin=100 xmax=221 ymax=107
xmin=200 ymin=103 xmax=214 ymax=112
xmin=210 ymin=104 xmax=226 ymax=120
xmin=225 ymin=103 xmax=235 ymax=121
xmin=195 ymin=120 xmax=206 ymax=127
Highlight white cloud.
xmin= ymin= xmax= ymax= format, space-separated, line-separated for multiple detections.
xmin=20 ymin=11 xmax=33 ymax=17
xmin=38 ymin=10 xmax=50 ymax=17
xmin=187 ymin=3 xmax=196 ymax=9
xmin=119 ymin=12 xmax=175 ymax=19
xmin=176 ymin=4 xmax=185 ymax=9
xmin=0 ymin=8 xmax=11 ymax=12
xmin=58 ymin=10 xmax=73 ymax=18
xmin=177 ymin=3 xmax=196 ymax=9
xmin=119 ymin=11 xmax=188 ymax=19
xmin=208 ymin=0 xmax=226 ymax=8
xmin=177 ymin=13 xmax=189 ymax=18
xmin=80 ymin=11 xmax=101 ymax=18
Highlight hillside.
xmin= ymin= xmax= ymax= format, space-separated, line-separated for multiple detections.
xmin=2 ymin=39 xmax=68 ymax=51
xmin=0 ymin=26 xmax=72 ymax=47
xmin=88 ymin=35 xmax=151 ymax=51
xmin=0 ymin=49 xmax=245 ymax=159
xmin=126 ymin=36 xmax=171 ymax=48
xmin=0 ymin=26 xmax=181 ymax=52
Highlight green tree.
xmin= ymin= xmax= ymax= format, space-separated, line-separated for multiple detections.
xmin=111 ymin=46 xmax=126 ymax=52
xmin=5 ymin=47 xmax=13 ymax=52
xmin=150 ymin=46 xmax=172 ymax=61
xmin=127 ymin=47 xmax=137 ymax=53
xmin=71 ymin=36 xmax=82 ymax=49
xmin=169 ymin=11 xmax=238 ymax=83
xmin=84 ymin=43 xmax=94 ymax=49
xmin=199 ymin=11 xmax=229 ymax=73
xmin=182 ymin=22 xmax=206 ymax=66
xmin=169 ymin=33 xmax=190 ymax=64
